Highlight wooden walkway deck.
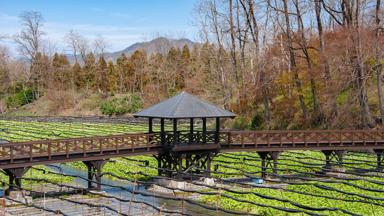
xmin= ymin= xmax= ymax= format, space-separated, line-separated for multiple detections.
xmin=1 ymin=130 xmax=384 ymax=169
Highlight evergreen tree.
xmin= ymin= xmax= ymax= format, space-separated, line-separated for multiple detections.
xmin=32 ymin=52 xmax=50 ymax=95
xmin=72 ymin=62 xmax=82 ymax=89
xmin=115 ymin=53 xmax=129 ymax=92
xmin=0 ymin=61 xmax=9 ymax=94
xmin=96 ymin=55 xmax=108 ymax=93
xmin=107 ymin=60 xmax=117 ymax=93
xmin=130 ymin=50 xmax=147 ymax=93
xmin=83 ymin=52 xmax=96 ymax=91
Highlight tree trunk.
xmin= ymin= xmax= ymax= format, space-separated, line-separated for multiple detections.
xmin=250 ymin=0 xmax=270 ymax=122
xmin=375 ymin=0 xmax=384 ymax=123
xmin=282 ymin=0 xmax=308 ymax=121
xmin=240 ymin=0 xmax=271 ymax=122
xmin=346 ymin=0 xmax=374 ymax=127
xmin=210 ymin=1 xmax=231 ymax=108
xmin=229 ymin=0 xmax=239 ymax=85
xmin=294 ymin=0 xmax=323 ymax=123
xmin=315 ymin=0 xmax=338 ymax=122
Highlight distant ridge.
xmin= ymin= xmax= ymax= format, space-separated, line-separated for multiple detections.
xmin=68 ymin=37 xmax=197 ymax=63
xmin=114 ymin=37 xmax=195 ymax=56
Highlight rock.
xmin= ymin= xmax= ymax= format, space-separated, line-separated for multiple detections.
xmin=204 ymin=178 xmax=215 ymax=186
xmin=6 ymin=191 xmax=33 ymax=206
xmin=148 ymin=184 xmax=176 ymax=194
xmin=149 ymin=178 xmax=211 ymax=195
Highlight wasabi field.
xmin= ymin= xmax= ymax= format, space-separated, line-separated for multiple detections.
xmin=1 ymin=119 xmax=384 ymax=215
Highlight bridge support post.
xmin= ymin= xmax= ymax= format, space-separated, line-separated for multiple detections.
xmin=374 ymin=149 xmax=384 ymax=170
xmin=155 ymin=155 xmax=163 ymax=176
xmin=321 ymin=150 xmax=346 ymax=171
xmin=258 ymin=152 xmax=268 ymax=178
xmin=335 ymin=150 xmax=346 ymax=165
xmin=83 ymin=160 xmax=108 ymax=191
xmin=257 ymin=152 xmax=280 ymax=179
xmin=154 ymin=153 xmax=174 ymax=177
xmin=205 ymin=155 xmax=212 ymax=178
xmin=322 ymin=150 xmax=332 ymax=169
xmin=154 ymin=151 xmax=216 ymax=179
xmin=271 ymin=152 xmax=280 ymax=175
xmin=3 ymin=167 xmax=30 ymax=195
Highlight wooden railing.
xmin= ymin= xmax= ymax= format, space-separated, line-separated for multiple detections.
xmin=153 ymin=130 xmax=218 ymax=145
xmin=1 ymin=130 xmax=384 ymax=168
xmin=221 ymin=130 xmax=384 ymax=151
xmin=0 ymin=133 xmax=159 ymax=165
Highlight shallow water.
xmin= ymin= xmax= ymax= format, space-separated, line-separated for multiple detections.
xmin=44 ymin=164 xmax=225 ymax=215
xmin=0 ymin=163 xmax=234 ymax=215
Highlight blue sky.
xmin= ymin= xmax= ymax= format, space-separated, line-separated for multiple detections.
xmin=0 ymin=0 xmax=199 ymax=54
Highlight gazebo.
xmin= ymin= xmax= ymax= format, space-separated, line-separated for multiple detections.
xmin=133 ymin=91 xmax=235 ymax=177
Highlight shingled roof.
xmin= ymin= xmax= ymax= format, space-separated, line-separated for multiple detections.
xmin=133 ymin=92 xmax=236 ymax=119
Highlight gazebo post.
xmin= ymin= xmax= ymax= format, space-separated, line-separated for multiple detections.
xmin=160 ymin=118 xmax=165 ymax=145
xmin=173 ymin=119 xmax=178 ymax=145
xmin=190 ymin=118 xmax=194 ymax=144
xmin=215 ymin=117 xmax=220 ymax=143
xmin=202 ymin=118 xmax=207 ymax=143
xmin=132 ymin=92 xmax=236 ymax=178
xmin=148 ymin=117 xmax=153 ymax=133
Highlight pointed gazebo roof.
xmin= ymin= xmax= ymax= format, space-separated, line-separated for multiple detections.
xmin=133 ymin=92 xmax=236 ymax=119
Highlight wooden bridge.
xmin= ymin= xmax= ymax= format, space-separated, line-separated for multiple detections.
xmin=1 ymin=130 xmax=384 ymax=169
xmin=1 ymin=92 xmax=384 ymax=193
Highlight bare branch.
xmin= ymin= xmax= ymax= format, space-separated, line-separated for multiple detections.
xmin=13 ymin=11 xmax=45 ymax=63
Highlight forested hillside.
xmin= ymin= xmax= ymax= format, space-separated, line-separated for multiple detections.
xmin=0 ymin=0 xmax=383 ymax=130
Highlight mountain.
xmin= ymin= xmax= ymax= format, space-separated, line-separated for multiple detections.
xmin=67 ymin=37 xmax=197 ymax=63
xmin=114 ymin=37 xmax=195 ymax=56
xmin=105 ymin=37 xmax=196 ymax=61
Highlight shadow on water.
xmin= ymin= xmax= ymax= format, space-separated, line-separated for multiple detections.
xmin=46 ymin=164 xmax=228 ymax=216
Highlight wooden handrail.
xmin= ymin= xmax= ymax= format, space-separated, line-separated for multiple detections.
xmin=1 ymin=130 xmax=384 ymax=168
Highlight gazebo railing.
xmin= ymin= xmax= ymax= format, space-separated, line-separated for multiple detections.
xmin=151 ymin=131 xmax=219 ymax=145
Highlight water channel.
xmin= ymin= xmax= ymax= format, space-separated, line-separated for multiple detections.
xmin=4 ymin=163 xmax=233 ymax=215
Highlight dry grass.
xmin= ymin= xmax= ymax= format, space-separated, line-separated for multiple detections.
xmin=5 ymin=91 xmax=106 ymax=116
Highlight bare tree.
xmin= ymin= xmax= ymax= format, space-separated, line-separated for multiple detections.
xmin=66 ymin=33 xmax=90 ymax=64
xmin=196 ymin=0 xmax=233 ymax=107
xmin=0 ymin=45 xmax=10 ymax=93
xmin=281 ymin=0 xmax=308 ymax=121
xmin=239 ymin=0 xmax=271 ymax=122
xmin=229 ymin=0 xmax=239 ymax=84
xmin=14 ymin=11 xmax=45 ymax=97
xmin=374 ymin=0 xmax=384 ymax=123
xmin=65 ymin=30 xmax=82 ymax=64
xmin=314 ymin=0 xmax=338 ymax=121
xmin=93 ymin=35 xmax=109 ymax=56
xmin=14 ymin=11 xmax=44 ymax=63
xmin=344 ymin=0 xmax=373 ymax=127
xmin=78 ymin=40 xmax=89 ymax=64
xmin=293 ymin=0 xmax=323 ymax=122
